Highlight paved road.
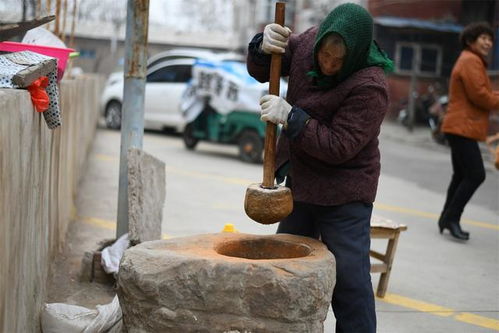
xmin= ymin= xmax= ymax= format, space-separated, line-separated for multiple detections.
xmin=380 ymin=128 xmax=498 ymax=213
xmin=76 ymin=123 xmax=498 ymax=332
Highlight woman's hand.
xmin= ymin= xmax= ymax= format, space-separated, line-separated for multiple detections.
xmin=260 ymin=95 xmax=292 ymax=125
xmin=261 ymin=23 xmax=292 ymax=54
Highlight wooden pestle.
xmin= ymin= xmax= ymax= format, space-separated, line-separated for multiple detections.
xmin=244 ymin=2 xmax=293 ymax=225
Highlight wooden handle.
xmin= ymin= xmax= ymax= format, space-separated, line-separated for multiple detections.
xmin=262 ymin=2 xmax=285 ymax=188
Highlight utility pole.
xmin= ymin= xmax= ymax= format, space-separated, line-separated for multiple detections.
xmin=116 ymin=0 xmax=149 ymax=238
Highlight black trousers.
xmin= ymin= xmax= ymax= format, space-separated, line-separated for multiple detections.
xmin=277 ymin=201 xmax=376 ymax=333
xmin=441 ymin=134 xmax=486 ymax=223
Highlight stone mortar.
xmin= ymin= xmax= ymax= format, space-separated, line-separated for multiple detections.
xmin=117 ymin=233 xmax=336 ymax=333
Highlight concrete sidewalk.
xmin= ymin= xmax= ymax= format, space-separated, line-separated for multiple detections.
xmin=46 ymin=120 xmax=499 ymax=332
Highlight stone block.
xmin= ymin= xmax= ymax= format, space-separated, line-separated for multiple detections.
xmin=127 ymin=148 xmax=166 ymax=244
xmin=79 ymin=239 xmax=116 ymax=284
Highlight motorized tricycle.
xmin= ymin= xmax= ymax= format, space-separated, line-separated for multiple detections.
xmin=181 ymin=59 xmax=287 ymax=163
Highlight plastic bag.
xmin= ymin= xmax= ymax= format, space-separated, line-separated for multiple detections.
xmin=27 ymin=76 xmax=49 ymax=112
xmin=101 ymin=233 xmax=130 ymax=274
xmin=22 ymin=27 xmax=67 ymax=49
xmin=41 ymin=295 xmax=122 ymax=333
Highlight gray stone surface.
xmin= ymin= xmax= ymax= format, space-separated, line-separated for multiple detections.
xmin=0 ymin=75 xmax=102 ymax=333
xmin=117 ymin=233 xmax=336 ymax=333
xmin=127 ymin=148 xmax=166 ymax=244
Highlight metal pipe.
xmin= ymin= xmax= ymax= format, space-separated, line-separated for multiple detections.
xmin=54 ymin=0 xmax=61 ymax=36
xmin=117 ymin=0 xmax=149 ymax=238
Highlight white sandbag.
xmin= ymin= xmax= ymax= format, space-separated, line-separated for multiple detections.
xmin=41 ymin=303 xmax=95 ymax=332
xmin=41 ymin=295 xmax=122 ymax=333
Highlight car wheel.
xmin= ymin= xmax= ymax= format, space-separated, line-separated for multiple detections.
xmin=183 ymin=123 xmax=199 ymax=150
xmin=105 ymin=101 xmax=122 ymax=129
xmin=238 ymin=130 xmax=263 ymax=164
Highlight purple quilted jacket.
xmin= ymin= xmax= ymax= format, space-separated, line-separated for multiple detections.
xmin=247 ymin=26 xmax=388 ymax=206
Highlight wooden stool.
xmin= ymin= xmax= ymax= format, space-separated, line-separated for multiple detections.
xmin=370 ymin=216 xmax=407 ymax=298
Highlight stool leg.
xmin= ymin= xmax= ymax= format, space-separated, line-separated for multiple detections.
xmin=376 ymin=231 xmax=401 ymax=298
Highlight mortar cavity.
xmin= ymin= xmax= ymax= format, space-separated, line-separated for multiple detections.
xmin=215 ymin=238 xmax=312 ymax=260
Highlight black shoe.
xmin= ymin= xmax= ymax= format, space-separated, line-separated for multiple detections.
xmin=455 ymin=223 xmax=470 ymax=237
xmin=444 ymin=223 xmax=469 ymax=240
xmin=439 ymin=217 xmax=470 ymax=238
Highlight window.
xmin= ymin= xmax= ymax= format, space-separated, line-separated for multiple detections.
xmin=399 ymin=46 xmax=414 ymax=71
xmin=147 ymin=65 xmax=192 ymax=83
xmin=78 ymin=48 xmax=96 ymax=59
xmin=421 ymin=48 xmax=439 ymax=73
xmin=395 ymin=43 xmax=442 ymax=76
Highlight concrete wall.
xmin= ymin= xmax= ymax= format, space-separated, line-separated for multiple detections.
xmin=0 ymin=75 xmax=103 ymax=332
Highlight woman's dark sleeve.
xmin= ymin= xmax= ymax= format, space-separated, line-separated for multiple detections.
xmin=246 ymin=32 xmax=293 ymax=83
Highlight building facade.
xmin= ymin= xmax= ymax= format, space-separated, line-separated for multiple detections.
xmin=368 ymin=0 xmax=498 ymax=121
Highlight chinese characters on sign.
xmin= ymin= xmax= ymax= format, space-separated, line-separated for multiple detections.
xmin=181 ymin=59 xmax=277 ymax=119
xmin=198 ymin=70 xmax=239 ymax=102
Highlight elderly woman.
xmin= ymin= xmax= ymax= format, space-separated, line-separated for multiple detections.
xmin=439 ymin=22 xmax=499 ymax=241
xmin=247 ymin=3 xmax=393 ymax=332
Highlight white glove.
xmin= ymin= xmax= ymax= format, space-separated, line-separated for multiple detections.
xmin=261 ymin=23 xmax=292 ymax=54
xmin=260 ymin=95 xmax=292 ymax=125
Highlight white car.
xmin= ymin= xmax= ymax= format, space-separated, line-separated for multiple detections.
xmin=147 ymin=48 xmax=243 ymax=68
xmin=100 ymin=49 xmax=244 ymax=132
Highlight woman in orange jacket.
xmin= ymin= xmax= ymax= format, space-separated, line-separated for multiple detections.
xmin=439 ymin=22 xmax=499 ymax=241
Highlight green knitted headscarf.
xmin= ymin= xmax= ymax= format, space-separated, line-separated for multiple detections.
xmin=308 ymin=3 xmax=394 ymax=88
